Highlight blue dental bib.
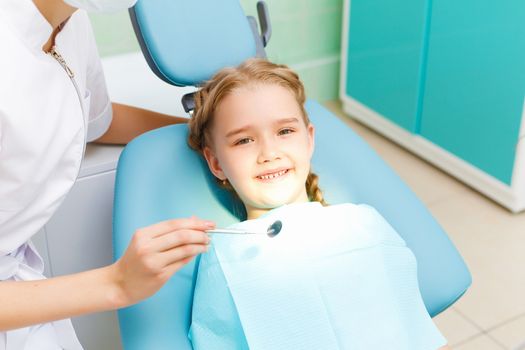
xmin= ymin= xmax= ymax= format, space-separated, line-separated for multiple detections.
xmin=189 ymin=202 xmax=446 ymax=350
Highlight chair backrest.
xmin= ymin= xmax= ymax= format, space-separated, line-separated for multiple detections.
xmin=113 ymin=1 xmax=471 ymax=349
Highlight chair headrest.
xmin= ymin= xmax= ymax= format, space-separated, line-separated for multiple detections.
xmin=129 ymin=0 xmax=258 ymax=87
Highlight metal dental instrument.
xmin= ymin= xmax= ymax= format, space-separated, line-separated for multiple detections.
xmin=207 ymin=220 xmax=282 ymax=238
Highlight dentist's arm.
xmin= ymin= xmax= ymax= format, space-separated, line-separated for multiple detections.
xmin=94 ymin=102 xmax=188 ymax=145
xmin=0 ymin=216 xmax=214 ymax=331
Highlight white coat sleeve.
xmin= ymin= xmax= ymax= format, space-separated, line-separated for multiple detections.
xmin=83 ymin=13 xmax=113 ymax=142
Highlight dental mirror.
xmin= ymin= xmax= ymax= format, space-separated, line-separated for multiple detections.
xmin=207 ymin=220 xmax=282 ymax=238
xmin=266 ymin=220 xmax=282 ymax=237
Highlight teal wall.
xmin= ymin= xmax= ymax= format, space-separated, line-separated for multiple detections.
xmin=89 ymin=0 xmax=343 ymax=101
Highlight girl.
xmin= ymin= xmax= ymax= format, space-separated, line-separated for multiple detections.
xmin=187 ymin=58 xmax=450 ymax=350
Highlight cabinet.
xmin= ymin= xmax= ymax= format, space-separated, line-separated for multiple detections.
xmin=340 ymin=0 xmax=525 ymax=212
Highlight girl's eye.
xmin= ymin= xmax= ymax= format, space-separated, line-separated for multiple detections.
xmin=278 ymin=128 xmax=295 ymax=136
xmin=234 ymin=137 xmax=252 ymax=146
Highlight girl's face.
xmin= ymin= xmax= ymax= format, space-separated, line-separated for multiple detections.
xmin=203 ymin=83 xmax=315 ymax=219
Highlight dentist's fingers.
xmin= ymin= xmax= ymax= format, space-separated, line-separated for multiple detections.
xmin=163 ymin=254 xmax=201 ymax=279
xmin=149 ymin=228 xmax=211 ymax=253
xmin=145 ymin=216 xmax=215 ymax=238
xmin=157 ymin=241 xmax=210 ymax=267
xmin=112 ymin=216 xmax=214 ymax=307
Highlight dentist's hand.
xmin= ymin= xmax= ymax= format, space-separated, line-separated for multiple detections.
xmin=110 ymin=216 xmax=214 ymax=308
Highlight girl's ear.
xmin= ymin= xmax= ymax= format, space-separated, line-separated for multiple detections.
xmin=307 ymin=123 xmax=315 ymax=157
xmin=203 ymin=146 xmax=226 ymax=180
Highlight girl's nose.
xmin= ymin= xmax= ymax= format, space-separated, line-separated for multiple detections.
xmin=257 ymin=137 xmax=281 ymax=163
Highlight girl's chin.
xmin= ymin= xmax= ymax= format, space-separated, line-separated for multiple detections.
xmin=246 ymin=197 xmax=309 ymax=220
xmin=252 ymin=196 xmax=308 ymax=210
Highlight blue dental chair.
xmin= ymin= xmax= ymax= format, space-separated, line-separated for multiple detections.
xmin=112 ymin=1 xmax=472 ymax=349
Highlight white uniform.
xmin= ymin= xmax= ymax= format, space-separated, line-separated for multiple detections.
xmin=0 ymin=0 xmax=113 ymax=348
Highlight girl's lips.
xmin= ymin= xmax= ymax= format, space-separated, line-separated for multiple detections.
xmin=256 ymin=168 xmax=290 ymax=181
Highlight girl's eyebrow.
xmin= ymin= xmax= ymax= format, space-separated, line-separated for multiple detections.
xmin=275 ymin=117 xmax=300 ymax=125
xmin=226 ymin=125 xmax=251 ymax=138
xmin=225 ymin=117 xmax=300 ymax=138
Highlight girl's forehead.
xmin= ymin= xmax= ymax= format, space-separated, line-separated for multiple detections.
xmin=207 ymin=83 xmax=307 ymax=141
xmin=216 ymin=84 xmax=300 ymax=118
xmin=228 ymin=82 xmax=294 ymax=99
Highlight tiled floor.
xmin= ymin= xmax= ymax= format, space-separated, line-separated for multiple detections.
xmin=324 ymin=100 xmax=525 ymax=350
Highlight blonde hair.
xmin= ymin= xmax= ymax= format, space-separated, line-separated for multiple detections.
xmin=188 ymin=58 xmax=327 ymax=206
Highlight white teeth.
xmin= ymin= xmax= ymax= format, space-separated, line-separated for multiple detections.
xmin=258 ymin=169 xmax=287 ymax=180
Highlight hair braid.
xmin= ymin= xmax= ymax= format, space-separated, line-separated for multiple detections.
xmin=305 ymin=171 xmax=327 ymax=206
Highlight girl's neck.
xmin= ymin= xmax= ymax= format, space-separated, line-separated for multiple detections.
xmin=246 ymin=207 xmax=271 ymax=220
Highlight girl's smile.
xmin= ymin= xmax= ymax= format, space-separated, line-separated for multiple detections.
xmin=255 ymin=168 xmax=291 ymax=182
